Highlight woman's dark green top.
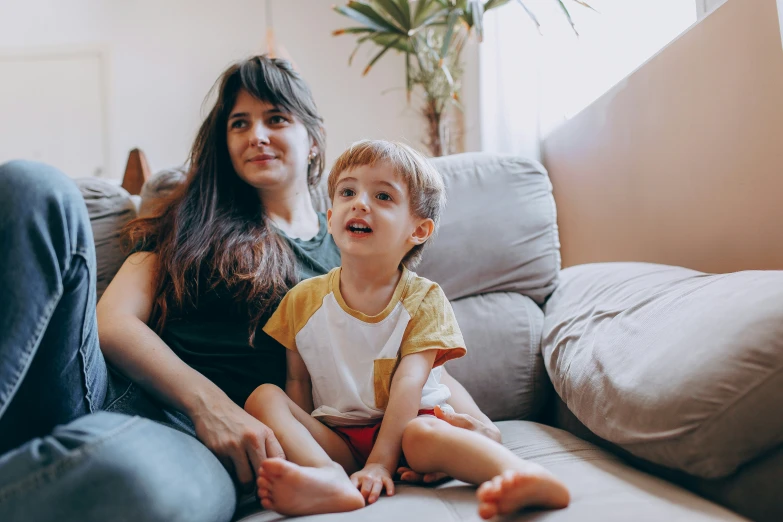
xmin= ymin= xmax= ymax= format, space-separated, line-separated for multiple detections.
xmin=161 ymin=212 xmax=341 ymax=406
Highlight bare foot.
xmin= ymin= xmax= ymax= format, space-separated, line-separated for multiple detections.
xmin=257 ymin=458 xmax=365 ymax=516
xmin=476 ymin=469 xmax=570 ymax=519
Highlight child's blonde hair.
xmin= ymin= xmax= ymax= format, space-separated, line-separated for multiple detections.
xmin=328 ymin=140 xmax=446 ymax=268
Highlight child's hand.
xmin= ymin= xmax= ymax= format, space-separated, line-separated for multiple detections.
xmin=350 ymin=463 xmax=395 ymax=504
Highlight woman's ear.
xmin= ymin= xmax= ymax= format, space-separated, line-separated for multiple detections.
xmin=410 ymin=218 xmax=435 ymax=246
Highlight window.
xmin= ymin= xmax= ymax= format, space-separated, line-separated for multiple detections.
xmin=536 ymin=0 xmax=698 ymax=135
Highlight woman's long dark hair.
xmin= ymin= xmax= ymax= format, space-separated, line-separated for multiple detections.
xmin=124 ymin=55 xmax=326 ymax=344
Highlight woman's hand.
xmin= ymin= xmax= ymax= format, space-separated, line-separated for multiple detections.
xmin=191 ymin=397 xmax=285 ymax=493
xmin=433 ymin=404 xmax=502 ymax=443
xmin=350 ymin=463 xmax=395 ymax=504
xmin=396 ymin=405 xmax=501 ymax=484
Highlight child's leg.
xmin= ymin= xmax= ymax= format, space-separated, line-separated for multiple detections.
xmin=401 ymin=416 xmax=570 ymax=520
xmin=244 ymin=384 xmax=364 ymax=515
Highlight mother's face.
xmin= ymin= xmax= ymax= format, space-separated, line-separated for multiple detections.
xmin=226 ymin=89 xmax=315 ymax=193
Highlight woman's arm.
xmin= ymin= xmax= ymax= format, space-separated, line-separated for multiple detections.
xmin=440 ymin=368 xmax=501 ymax=443
xmin=97 ymin=252 xmax=284 ymax=491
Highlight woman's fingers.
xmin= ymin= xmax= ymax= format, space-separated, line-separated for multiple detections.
xmin=246 ymin=447 xmax=264 ymax=485
xmin=264 ymin=431 xmax=286 ymax=460
xmin=401 ymin=470 xmax=423 ymax=482
xmin=231 ymin=449 xmax=255 ymax=491
xmin=423 ymin=471 xmax=449 ymax=483
xmin=434 ymin=405 xmax=474 ymax=429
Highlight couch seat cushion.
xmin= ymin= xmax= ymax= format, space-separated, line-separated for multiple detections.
xmin=543 ymin=262 xmax=783 ymax=479
xmin=235 ymin=421 xmax=743 ymax=521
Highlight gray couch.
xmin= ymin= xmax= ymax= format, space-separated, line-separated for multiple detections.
xmin=80 ymin=153 xmax=783 ymax=522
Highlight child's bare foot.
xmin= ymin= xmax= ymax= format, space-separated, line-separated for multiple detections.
xmin=257 ymin=458 xmax=365 ymax=516
xmin=476 ymin=468 xmax=570 ymax=519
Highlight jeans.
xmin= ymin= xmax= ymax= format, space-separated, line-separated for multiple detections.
xmin=0 ymin=161 xmax=236 ymax=521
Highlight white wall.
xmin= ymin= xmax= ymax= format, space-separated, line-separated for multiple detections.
xmin=0 ymin=0 xmax=465 ymax=179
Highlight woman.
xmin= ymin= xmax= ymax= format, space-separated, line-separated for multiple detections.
xmin=0 ymin=55 xmax=497 ymax=522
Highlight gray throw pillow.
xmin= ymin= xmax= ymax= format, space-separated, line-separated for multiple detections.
xmin=543 ymin=262 xmax=783 ymax=479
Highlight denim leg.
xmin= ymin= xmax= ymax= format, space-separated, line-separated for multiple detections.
xmin=0 ymin=411 xmax=236 ymax=522
xmin=0 ymin=160 xmax=106 ymax=453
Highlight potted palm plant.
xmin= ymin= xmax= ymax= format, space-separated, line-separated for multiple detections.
xmin=334 ymin=0 xmax=592 ymax=156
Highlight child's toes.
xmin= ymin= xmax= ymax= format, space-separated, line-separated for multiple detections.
xmin=500 ymin=470 xmax=526 ymax=489
xmin=257 ymin=476 xmax=273 ymax=490
xmin=478 ymin=500 xmax=499 ymax=520
xmin=477 ymin=476 xmax=503 ymax=502
xmin=260 ymin=497 xmax=275 ymax=511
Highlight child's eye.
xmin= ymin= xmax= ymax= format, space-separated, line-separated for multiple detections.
xmin=376 ymin=192 xmax=392 ymax=201
xmin=340 ymin=188 xmax=355 ymax=197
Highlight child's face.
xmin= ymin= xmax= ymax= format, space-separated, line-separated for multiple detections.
xmin=328 ymin=163 xmax=433 ymax=265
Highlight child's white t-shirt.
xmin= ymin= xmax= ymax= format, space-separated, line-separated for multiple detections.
xmin=263 ymin=267 xmax=467 ymax=427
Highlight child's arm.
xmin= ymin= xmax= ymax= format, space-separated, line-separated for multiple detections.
xmin=285 ymin=349 xmax=314 ymax=414
xmin=351 ymin=349 xmax=437 ymax=503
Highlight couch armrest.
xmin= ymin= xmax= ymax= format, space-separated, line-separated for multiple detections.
xmin=121 ymin=148 xmax=152 ymax=196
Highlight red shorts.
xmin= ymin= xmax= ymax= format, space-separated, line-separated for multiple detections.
xmin=332 ymin=409 xmax=435 ymax=466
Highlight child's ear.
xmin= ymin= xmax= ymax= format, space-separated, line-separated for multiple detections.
xmin=327 ymin=208 xmax=333 ymax=234
xmin=410 ymin=218 xmax=435 ymax=246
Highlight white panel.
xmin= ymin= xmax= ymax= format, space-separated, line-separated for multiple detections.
xmin=0 ymin=52 xmax=107 ymax=178
xmin=779 ymin=0 xmax=783 ymax=48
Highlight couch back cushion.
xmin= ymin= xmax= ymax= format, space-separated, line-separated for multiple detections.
xmin=543 ymin=262 xmax=783 ymax=478
xmin=77 ymin=178 xmax=137 ymax=299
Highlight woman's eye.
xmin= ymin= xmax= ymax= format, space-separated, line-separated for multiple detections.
xmin=340 ymin=188 xmax=355 ymax=197
xmin=270 ymin=115 xmax=289 ymax=125
xmin=376 ymin=193 xmax=392 ymax=201
xmin=230 ymin=120 xmax=248 ymax=129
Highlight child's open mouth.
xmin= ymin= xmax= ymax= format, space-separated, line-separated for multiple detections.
xmin=346 ymin=219 xmax=373 ymax=236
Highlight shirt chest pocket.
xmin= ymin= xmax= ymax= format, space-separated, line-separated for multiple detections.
xmin=373 ymin=358 xmax=398 ymax=410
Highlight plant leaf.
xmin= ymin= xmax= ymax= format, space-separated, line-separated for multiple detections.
xmin=332 ymin=26 xmax=377 ymax=36
xmin=467 ymin=0 xmax=484 ymax=40
xmin=554 ymin=0 xmax=579 ymax=36
xmin=440 ymin=8 xmax=462 ymax=57
xmin=411 ymin=7 xmax=451 ymax=33
xmin=363 ymin=35 xmax=402 ymax=75
xmin=405 ymin=51 xmax=412 ymax=101
xmin=571 ymin=0 xmax=598 ymax=13
xmin=515 ymin=0 xmax=541 ymax=33
xmin=372 ymin=0 xmax=410 ymax=30
xmin=483 ymin=0 xmax=512 ymax=11
xmin=337 ymin=2 xmax=404 ymax=34
xmin=370 ymin=32 xmax=414 ymax=52
xmin=348 ymin=34 xmax=374 ymax=66
xmin=395 ymin=0 xmax=412 ymax=24
xmin=413 ymin=0 xmax=440 ymax=25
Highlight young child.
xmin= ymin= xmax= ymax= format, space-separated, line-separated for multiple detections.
xmin=244 ymin=140 xmax=570 ymax=519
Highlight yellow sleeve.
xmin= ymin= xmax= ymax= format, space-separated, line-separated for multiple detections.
xmin=262 ymin=272 xmax=334 ymax=352
xmin=262 ymin=290 xmax=298 ymax=352
xmin=400 ymin=283 xmax=466 ymax=367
